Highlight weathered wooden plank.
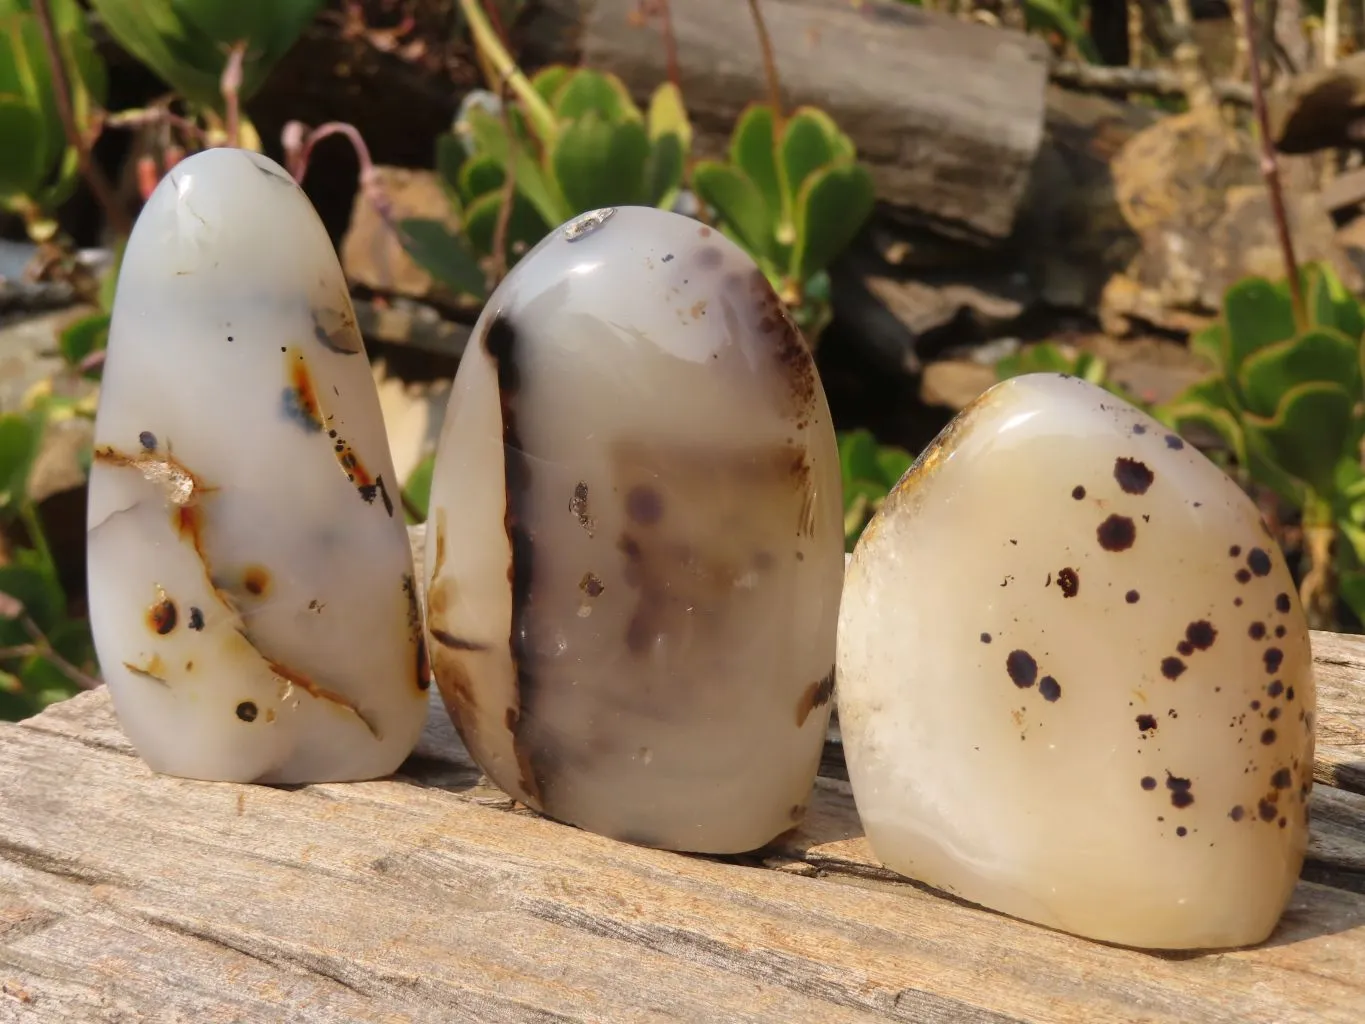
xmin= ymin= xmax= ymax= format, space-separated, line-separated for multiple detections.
xmin=2 ymin=679 xmax=1363 ymax=1022
xmin=0 ymin=525 xmax=1361 ymax=1021
xmin=522 ymin=0 xmax=1051 ymax=244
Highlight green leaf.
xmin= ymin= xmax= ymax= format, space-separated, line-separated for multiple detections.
xmin=461 ymin=105 xmax=566 ymax=228
xmin=1243 ymin=381 xmax=1355 ymax=495
xmin=461 ymin=188 xmax=552 ymax=268
xmin=838 ymin=429 xmax=881 ymax=489
xmin=778 ymin=109 xmax=838 ymax=209
xmin=789 ymin=161 xmax=874 ymax=285
xmin=1337 ymin=568 xmax=1365 ymax=629
xmin=691 ymin=160 xmax=773 ymax=259
xmin=531 ymin=65 xmax=572 ymax=106
xmin=876 ymin=445 xmax=914 ymax=489
xmin=1189 ymin=324 xmax=1225 ymax=371
xmin=395 ymin=218 xmax=486 ymax=300
xmin=57 ymin=311 xmax=109 ymax=368
xmin=0 ymin=98 xmax=44 ymax=196
xmin=1237 ymin=327 xmax=1359 ymax=419
xmin=0 ymin=412 xmax=37 ymax=509
xmin=552 ymin=69 xmax=639 ymax=124
xmin=550 ymin=113 xmax=650 ymax=212
xmin=646 ymin=81 xmax=691 ymax=149
xmin=0 ymin=562 xmax=63 ymax=642
xmin=729 ymin=103 xmax=782 ymax=225
xmin=1159 ymin=377 xmax=1247 ymax=462
xmin=402 ymin=452 xmax=435 ymax=525
xmin=1221 ymin=277 xmax=1299 ymax=378
xmin=644 ymin=131 xmax=685 ymax=209
xmin=435 ymin=133 xmax=467 ymax=207
xmin=458 ymin=153 xmax=505 ymax=202
xmin=87 ymin=0 xmax=325 ymax=111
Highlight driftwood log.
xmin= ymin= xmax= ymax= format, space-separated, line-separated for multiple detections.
xmin=0 ymin=526 xmax=1363 ymax=1021
xmin=521 ymin=0 xmax=1053 ymax=245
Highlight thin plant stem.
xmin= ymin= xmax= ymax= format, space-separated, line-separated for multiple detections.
xmin=746 ymin=0 xmax=784 ymax=126
xmin=457 ymin=0 xmax=557 ymax=145
xmin=490 ymin=78 xmax=520 ymax=286
xmin=29 ymin=0 xmax=131 ymax=236
xmin=221 ymin=42 xmax=247 ymax=148
xmin=1240 ymin=0 xmax=1306 ymax=328
xmin=657 ymin=0 xmax=681 ymax=92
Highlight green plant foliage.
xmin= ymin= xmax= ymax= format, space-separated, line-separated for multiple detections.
xmin=994 ymin=341 xmax=1148 ymax=407
xmin=691 ymin=103 xmax=875 ymax=343
xmin=402 ymin=68 xmax=693 ymax=298
xmin=838 ymin=428 xmax=915 ymax=551
xmin=1155 ymin=262 xmax=1365 ymax=628
xmin=402 ymin=451 xmax=436 ymax=526
xmin=0 ymin=401 xmax=95 ymax=721
xmin=0 ymin=0 xmax=105 ymax=233
xmin=87 ymin=0 xmax=323 ymax=113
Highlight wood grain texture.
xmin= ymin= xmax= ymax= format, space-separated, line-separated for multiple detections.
xmin=522 ymin=0 xmax=1051 ymax=244
xmin=0 ymin=525 xmax=1361 ymax=1023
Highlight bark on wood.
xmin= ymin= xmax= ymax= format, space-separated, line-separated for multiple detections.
xmin=0 ymin=525 xmax=1362 ymax=1021
xmin=519 ymin=0 xmax=1052 ymax=245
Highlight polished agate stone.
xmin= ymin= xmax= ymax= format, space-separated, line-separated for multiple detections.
xmin=424 ymin=206 xmax=844 ymax=853
xmin=87 ymin=147 xmax=428 ymax=784
xmin=838 ymin=373 xmax=1315 ymax=949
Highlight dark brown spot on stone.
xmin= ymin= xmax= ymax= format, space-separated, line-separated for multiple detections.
xmin=1177 ymin=641 xmax=1194 ymax=657
xmin=1038 ymin=676 xmax=1061 ymax=701
xmin=1056 ymin=567 xmax=1079 ymax=598
xmin=1185 ymin=620 xmax=1216 ymax=651
xmin=980 ymin=632 xmax=992 ymax=643
xmin=1235 ymin=568 xmax=1252 ymax=584
xmin=1264 ymin=648 xmax=1283 ymax=673
xmin=796 ymin=668 xmax=836 ymax=727
xmin=236 ymin=701 xmax=258 ymax=723
xmin=431 ymin=629 xmax=490 ymax=652
xmin=138 ymin=430 xmax=157 ymax=451
xmin=1267 ymin=680 xmax=1283 ymax=697
xmin=570 ymin=481 xmax=594 ymax=535
xmin=1141 ymin=776 xmax=1157 ymax=790
xmin=1126 ymin=589 xmax=1140 ymax=603
xmin=1249 ymin=622 xmax=1266 ymax=640
xmin=1275 ymin=593 xmax=1292 ymax=613
xmin=1097 ymin=514 xmax=1136 ymax=551
xmin=1271 ymin=767 xmax=1292 ymax=789
xmin=1229 ymin=545 xmax=1242 ymax=557
xmin=188 ymin=607 xmax=204 ymax=631
xmin=1165 ymin=434 xmax=1184 ymax=450
xmin=1166 ymin=774 xmax=1194 ymax=808
xmin=147 ymin=594 xmax=177 ymax=635
xmin=1275 ymin=624 xmax=1286 ymax=638
xmin=1258 ymin=799 xmax=1277 ymax=822
xmin=1072 ymin=485 xmax=1086 ymax=500
xmin=580 ymin=572 xmax=605 ymax=598
xmin=1261 ymin=728 xmax=1277 ymax=745
xmin=1161 ymin=656 xmax=1186 ymax=680
xmin=243 ymin=565 xmax=271 ymax=597
xmin=1006 ymin=649 xmax=1038 ymax=688
xmin=626 ymin=484 xmax=664 ymax=526
xmin=1230 ymin=805 xmax=1245 ymax=821
xmin=1137 ymin=714 xmax=1158 ymax=733
xmin=1176 ymin=826 xmax=1188 ymax=837
xmin=1113 ymin=457 xmax=1154 ymax=495
xmin=1247 ymin=548 xmax=1272 ymax=577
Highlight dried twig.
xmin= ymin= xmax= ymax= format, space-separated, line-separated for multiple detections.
xmin=1167 ymin=0 xmax=1219 ymax=114
xmin=1241 ymin=0 xmax=1305 ymax=327
xmin=29 ymin=0 xmax=131 ymax=236
xmin=654 ymin=0 xmax=681 ymax=92
xmin=746 ymin=0 xmax=783 ymax=124
xmin=0 ymin=606 xmax=101 ymax=692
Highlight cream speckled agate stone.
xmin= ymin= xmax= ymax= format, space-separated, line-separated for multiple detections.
xmin=424 ymin=206 xmax=844 ymax=853
xmin=837 ymin=373 xmax=1315 ymax=950
xmin=87 ymin=147 xmax=428 ymax=784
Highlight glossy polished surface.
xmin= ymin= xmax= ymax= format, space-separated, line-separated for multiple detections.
xmin=838 ymin=373 xmax=1315 ymax=949
xmin=424 ymin=206 xmax=844 ymax=853
xmin=87 ymin=148 xmax=428 ymax=783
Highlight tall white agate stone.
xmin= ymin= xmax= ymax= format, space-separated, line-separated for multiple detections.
xmin=837 ymin=373 xmax=1315 ymax=950
xmin=87 ymin=147 xmax=429 ymax=784
xmin=423 ymin=206 xmax=845 ymax=854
